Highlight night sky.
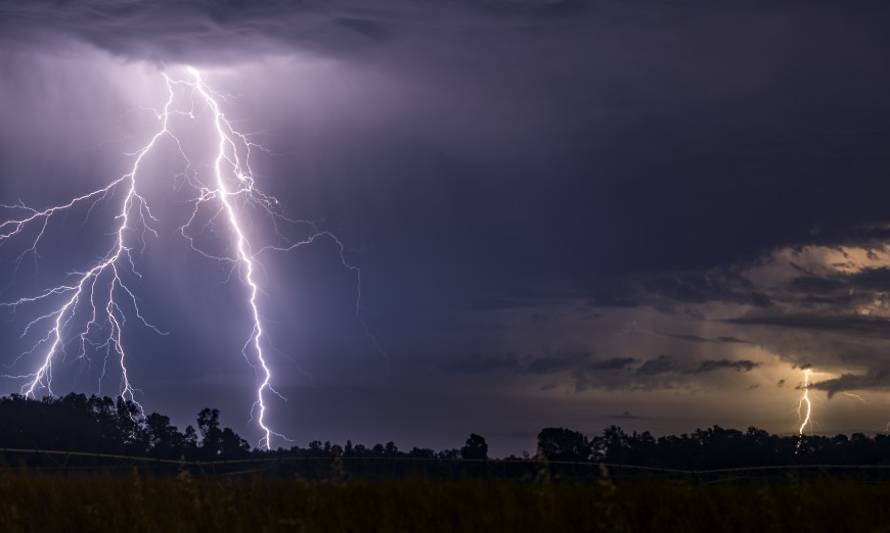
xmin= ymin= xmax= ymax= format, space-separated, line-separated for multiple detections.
xmin=2 ymin=0 xmax=890 ymax=456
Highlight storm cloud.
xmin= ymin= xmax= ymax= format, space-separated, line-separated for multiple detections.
xmin=0 ymin=0 xmax=588 ymax=62
xmin=811 ymin=372 xmax=890 ymax=398
xmin=2 ymin=0 xmax=890 ymax=454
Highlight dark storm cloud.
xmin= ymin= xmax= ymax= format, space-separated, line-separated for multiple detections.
xmin=693 ymin=359 xmax=759 ymax=374
xmin=633 ymin=356 xmax=758 ymax=376
xmin=441 ymin=352 xmax=636 ymax=376
xmin=786 ymin=276 xmax=848 ymax=294
xmin=635 ymin=355 xmax=674 ymax=376
xmin=782 ymin=267 xmax=890 ymax=309
xmin=438 ymin=350 xmax=753 ymax=394
xmin=568 ymin=354 xmax=762 ymax=393
xmin=845 ymin=267 xmax=890 ymax=290
xmin=710 ymin=263 xmax=890 ymax=382
xmin=576 ymin=268 xmax=775 ymax=312
xmin=0 ymin=0 xmax=385 ymax=61
xmin=588 ymin=357 xmax=639 ymax=371
xmin=641 ymin=272 xmax=773 ymax=309
xmin=6 ymin=0 xmax=890 ymax=298
xmin=537 ymin=354 xmax=639 ymax=376
xmin=439 ymin=350 xmax=763 ymax=393
xmin=726 ymin=315 xmax=890 ymax=340
xmin=0 ymin=0 xmax=586 ymax=62
xmin=5 ymin=0 xmax=890 ymax=295
xmin=811 ymin=371 xmax=890 ymax=398
xmin=471 ymin=281 xmax=643 ymax=311
xmin=523 ymin=352 xmax=590 ymax=375
xmin=659 ymin=333 xmax=752 ymax=345
xmin=447 ymin=351 xmax=760 ymax=382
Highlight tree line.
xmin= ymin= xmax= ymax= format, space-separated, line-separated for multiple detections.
xmin=3 ymin=393 xmax=890 ymax=469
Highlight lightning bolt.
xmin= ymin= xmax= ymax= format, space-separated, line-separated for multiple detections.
xmin=0 ymin=67 xmax=365 ymax=449
xmin=0 ymin=75 xmax=178 ymax=410
xmin=184 ymin=67 xmax=286 ymax=450
xmin=796 ymin=368 xmax=813 ymax=450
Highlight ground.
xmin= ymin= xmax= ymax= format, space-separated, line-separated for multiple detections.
xmin=2 ymin=471 xmax=890 ymax=532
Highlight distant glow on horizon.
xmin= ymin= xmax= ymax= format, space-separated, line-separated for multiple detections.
xmin=0 ymin=66 xmax=362 ymax=450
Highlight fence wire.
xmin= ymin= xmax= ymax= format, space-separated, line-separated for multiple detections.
xmin=3 ymin=447 xmax=890 ymax=482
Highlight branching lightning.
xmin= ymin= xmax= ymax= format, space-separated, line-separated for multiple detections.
xmin=0 ymin=67 xmax=364 ymax=449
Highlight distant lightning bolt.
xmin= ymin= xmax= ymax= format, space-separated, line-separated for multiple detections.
xmin=796 ymin=368 xmax=813 ymax=452
xmin=0 ymin=67 xmax=366 ymax=449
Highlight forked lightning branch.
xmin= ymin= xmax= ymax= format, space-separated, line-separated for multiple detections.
xmin=0 ymin=68 xmax=359 ymax=450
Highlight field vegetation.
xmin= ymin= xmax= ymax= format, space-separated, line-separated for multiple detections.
xmin=5 ymin=395 xmax=890 ymax=531
xmin=1 ymin=471 xmax=890 ymax=532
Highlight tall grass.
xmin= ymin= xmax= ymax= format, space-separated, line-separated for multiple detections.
xmin=1 ymin=470 xmax=889 ymax=532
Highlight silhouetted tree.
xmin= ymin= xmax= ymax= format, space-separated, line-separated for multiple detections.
xmin=8 ymin=393 xmax=890 ymax=473
xmin=218 ymin=427 xmax=250 ymax=457
xmin=461 ymin=434 xmax=488 ymax=460
xmin=537 ymin=427 xmax=589 ymax=461
xmin=145 ymin=413 xmax=185 ymax=458
xmin=384 ymin=442 xmax=399 ymax=457
xmin=408 ymin=447 xmax=436 ymax=459
xmin=184 ymin=425 xmax=199 ymax=451
xmin=437 ymin=448 xmax=460 ymax=460
xmin=197 ymin=408 xmax=223 ymax=457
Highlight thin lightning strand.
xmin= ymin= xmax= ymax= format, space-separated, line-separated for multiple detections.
xmin=0 ymin=67 xmax=367 ymax=450
xmin=842 ymin=391 xmax=867 ymax=403
xmin=797 ymin=368 xmax=813 ymax=437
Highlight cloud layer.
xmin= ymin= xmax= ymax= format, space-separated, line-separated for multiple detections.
xmin=3 ymin=0 xmax=890 ymax=452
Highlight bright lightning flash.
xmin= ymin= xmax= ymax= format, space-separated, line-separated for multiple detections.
xmin=0 ymin=67 xmax=362 ymax=449
xmin=797 ymin=368 xmax=813 ymax=437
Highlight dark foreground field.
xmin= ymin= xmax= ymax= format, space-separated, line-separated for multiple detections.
xmin=3 ymin=471 xmax=890 ymax=532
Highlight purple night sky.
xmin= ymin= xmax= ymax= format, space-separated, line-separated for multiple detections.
xmin=3 ymin=0 xmax=890 ymax=455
